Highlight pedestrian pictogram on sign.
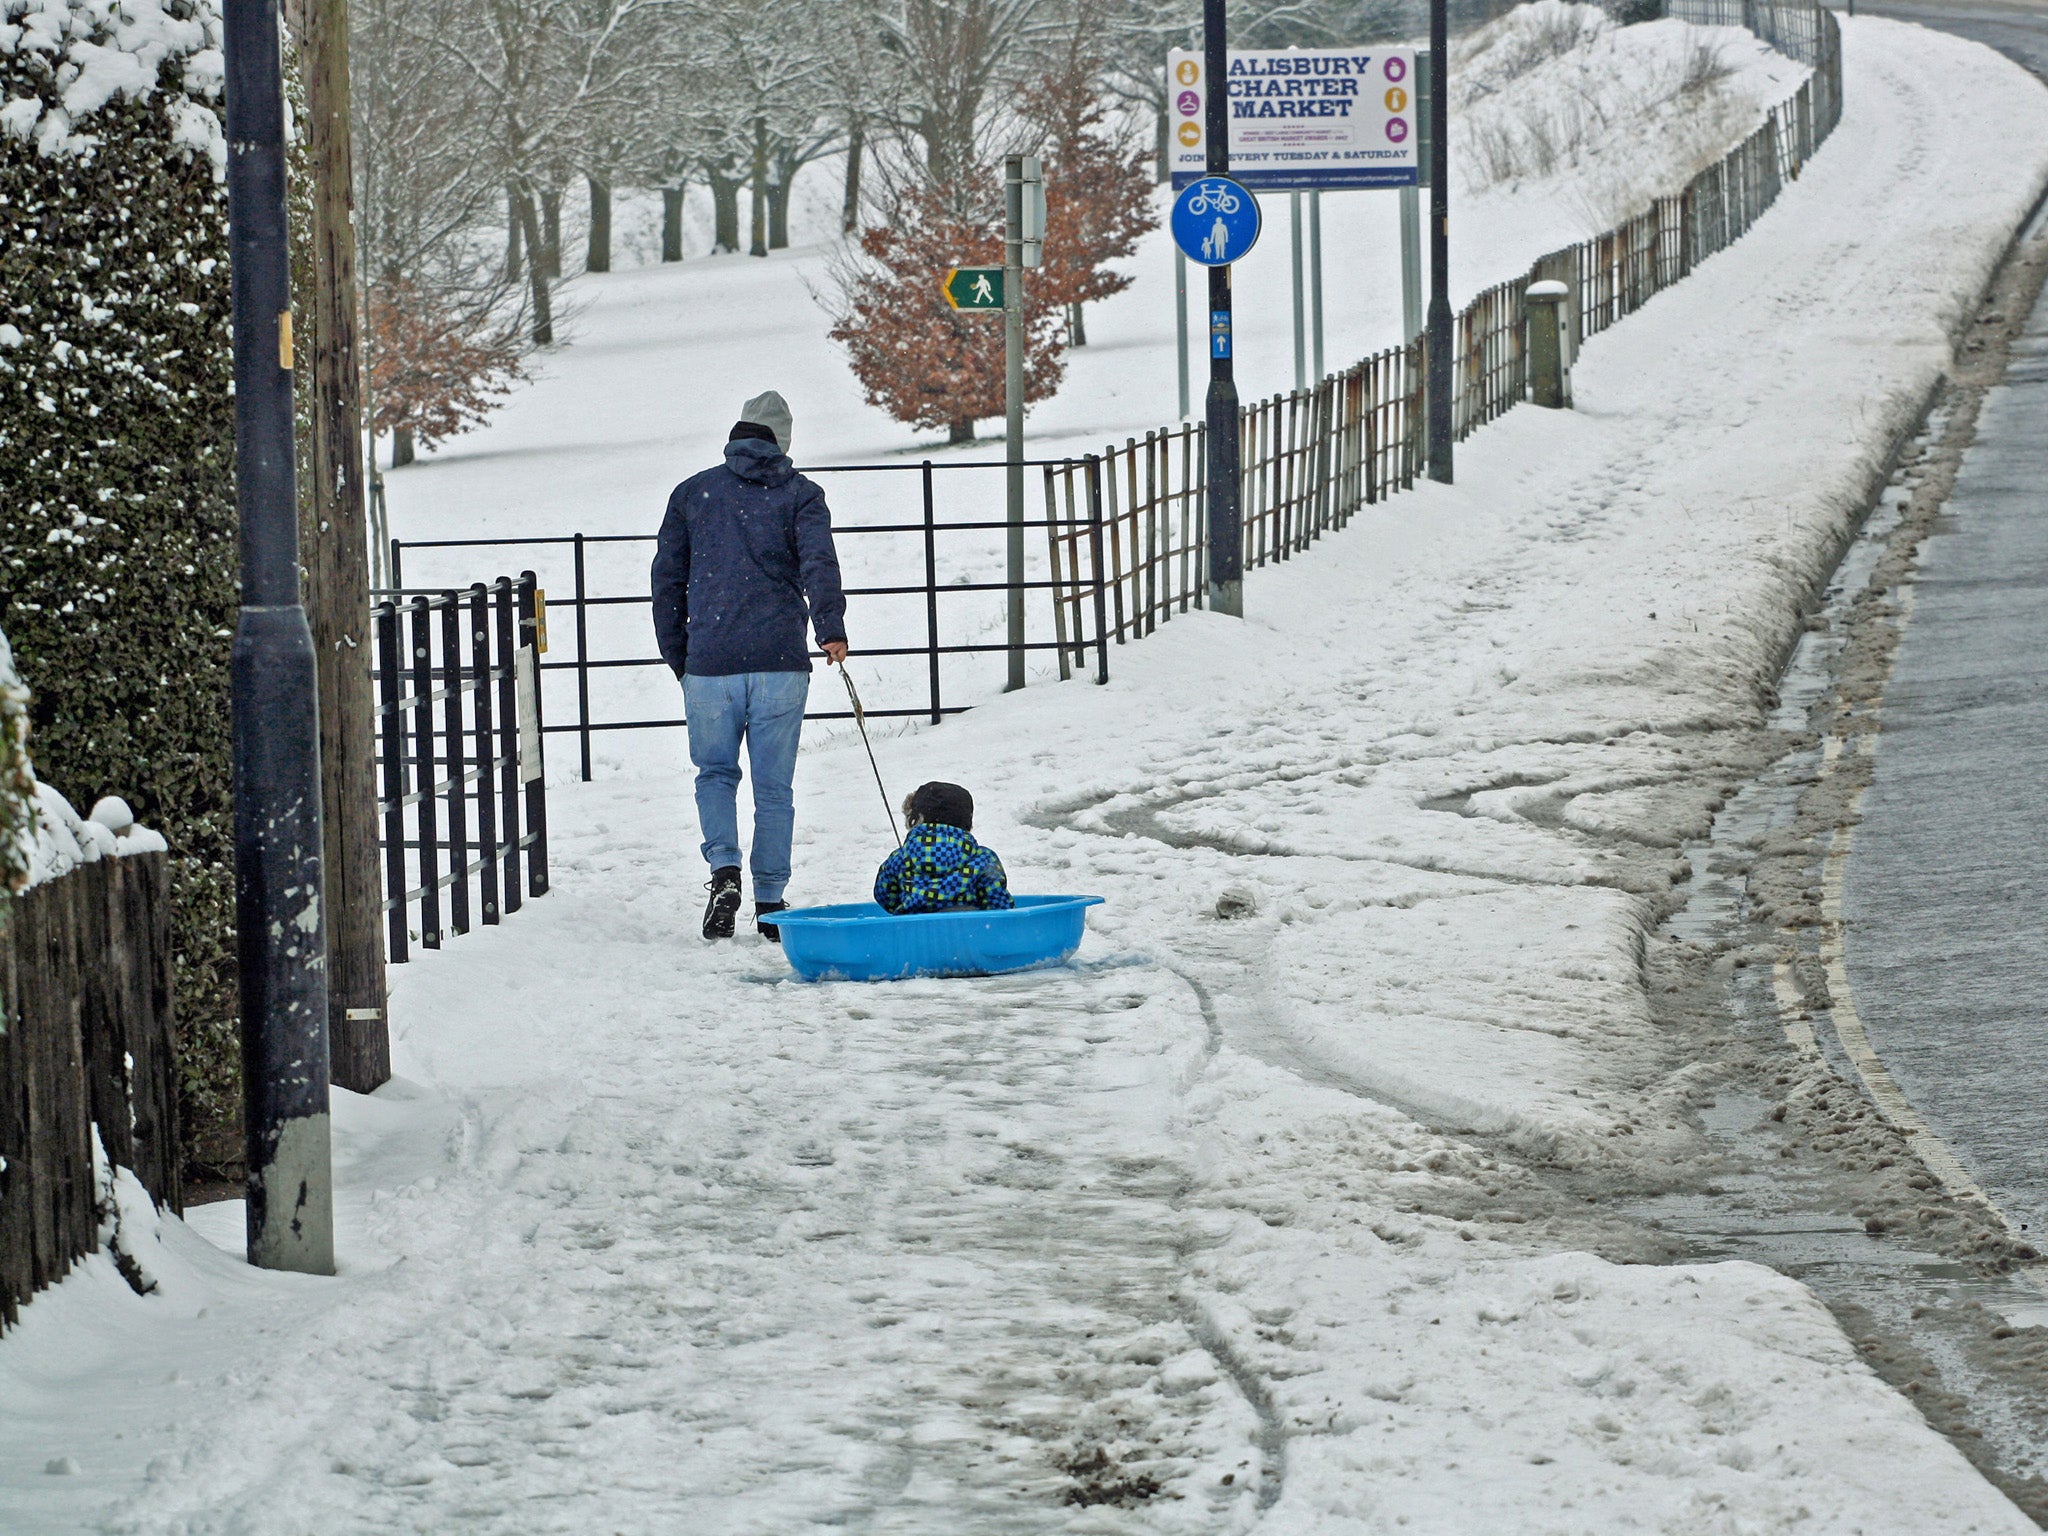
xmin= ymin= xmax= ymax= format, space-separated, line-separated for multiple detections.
xmin=943 ymin=267 xmax=1005 ymax=310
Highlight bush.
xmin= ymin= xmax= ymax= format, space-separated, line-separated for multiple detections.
xmin=0 ymin=0 xmax=242 ymax=1177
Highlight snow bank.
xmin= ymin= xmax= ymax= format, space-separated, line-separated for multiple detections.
xmin=1455 ymin=0 xmax=1796 ymax=221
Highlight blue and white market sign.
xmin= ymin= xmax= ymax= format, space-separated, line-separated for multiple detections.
xmin=1171 ymin=177 xmax=1261 ymax=267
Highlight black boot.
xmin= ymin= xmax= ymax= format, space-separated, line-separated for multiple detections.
xmin=701 ymin=866 xmax=742 ymax=940
xmin=756 ymin=900 xmax=790 ymax=942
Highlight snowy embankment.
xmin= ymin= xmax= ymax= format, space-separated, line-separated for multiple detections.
xmin=7 ymin=15 xmax=2048 ymax=1536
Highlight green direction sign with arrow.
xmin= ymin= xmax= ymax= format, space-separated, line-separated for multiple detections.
xmin=943 ymin=266 xmax=1005 ymax=311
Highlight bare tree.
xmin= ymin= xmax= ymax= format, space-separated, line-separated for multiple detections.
xmin=355 ymin=0 xmax=526 ymax=463
xmin=875 ymin=0 xmax=1049 ymax=209
xmin=404 ymin=0 xmax=672 ymax=340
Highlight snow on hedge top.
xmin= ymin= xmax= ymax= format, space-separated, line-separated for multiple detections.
xmin=0 ymin=627 xmax=167 ymax=892
xmin=0 ymin=0 xmax=223 ymax=171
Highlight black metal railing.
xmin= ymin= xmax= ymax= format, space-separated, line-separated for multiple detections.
xmin=388 ymin=457 xmax=1115 ymax=784
xmin=370 ymin=574 xmax=550 ymax=962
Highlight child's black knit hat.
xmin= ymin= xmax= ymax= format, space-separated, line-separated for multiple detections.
xmin=908 ymin=781 xmax=974 ymax=831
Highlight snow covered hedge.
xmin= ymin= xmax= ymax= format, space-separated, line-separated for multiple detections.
xmin=0 ymin=0 xmax=241 ymax=1175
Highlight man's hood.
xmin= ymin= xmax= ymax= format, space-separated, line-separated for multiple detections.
xmin=725 ymin=435 xmax=795 ymax=487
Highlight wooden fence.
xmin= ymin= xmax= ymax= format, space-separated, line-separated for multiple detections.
xmin=1058 ymin=0 xmax=1841 ymax=639
xmin=0 ymin=851 xmax=179 ymax=1331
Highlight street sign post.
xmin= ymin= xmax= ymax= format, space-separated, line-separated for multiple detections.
xmin=1427 ymin=0 xmax=1452 ymax=483
xmin=1168 ymin=45 xmax=1419 ymax=191
xmin=943 ymin=266 xmax=1004 ymax=310
xmin=1199 ymin=0 xmax=1242 ymax=619
xmin=1003 ymin=154 xmax=1037 ymax=692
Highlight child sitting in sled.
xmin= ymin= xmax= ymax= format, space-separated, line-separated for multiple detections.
xmin=874 ymin=781 xmax=1014 ymax=915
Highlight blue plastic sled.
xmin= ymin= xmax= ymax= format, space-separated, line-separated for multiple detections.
xmin=771 ymin=894 xmax=1105 ymax=981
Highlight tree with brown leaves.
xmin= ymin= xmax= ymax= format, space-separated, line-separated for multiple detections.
xmin=828 ymin=179 xmax=1065 ymax=444
xmin=368 ymin=277 xmax=528 ymax=465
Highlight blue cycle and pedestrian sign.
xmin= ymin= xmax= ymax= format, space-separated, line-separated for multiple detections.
xmin=1172 ymin=176 xmax=1261 ymax=267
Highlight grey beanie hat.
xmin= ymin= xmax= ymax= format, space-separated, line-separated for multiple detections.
xmin=739 ymin=390 xmax=793 ymax=453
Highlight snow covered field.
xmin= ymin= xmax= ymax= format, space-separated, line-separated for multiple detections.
xmin=7 ymin=13 xmax=2048 ymax=1535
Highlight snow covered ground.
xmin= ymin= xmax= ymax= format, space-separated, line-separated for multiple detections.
xmin=7 ymin=12 xmax=2048 ymax=1535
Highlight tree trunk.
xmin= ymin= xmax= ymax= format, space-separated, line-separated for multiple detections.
xmin=710 ymin=171 xmax=741 ymax=252
xmin=661 ymin=185 xmax=685 ymax=261
xmin=505 ymin=183 xmax=523 ymax=279
xmin=585 ymin=175 xmax=611 ymax=273
xmin=290 ymin=0 xmax=388 ymax=1091
xmin=540 ymin=185 xmax=562 ymax=278
xmin=1069 ymin=302 xmax=1087 ymax=346
xmin=842 ymin=120 xmax=864 ymax=231
xmin=1155 ymin=102 xmax=1170 ymax=183
xmin=947 ymin=419 xmax=975 ymax=444
xmin=392 ymin=424 xmax=415 ymax=466
xmin=515 ymin=188 xmax=553 ymax=344
xmin=768 ymin=173 xmax=791 ymax=250
xmin=749 ymin=117 xmax=768 ymax=257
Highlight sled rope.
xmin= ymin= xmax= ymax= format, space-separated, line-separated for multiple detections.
xmin=836 ymin=661 xmax=901 ymax=847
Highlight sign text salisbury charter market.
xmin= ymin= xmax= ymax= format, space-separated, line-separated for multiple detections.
xmin=1166 ymin=45 xmax=1419 ymax=191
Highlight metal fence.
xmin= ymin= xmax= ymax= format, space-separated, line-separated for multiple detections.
xmin=370 ymin=575 xmax=551 ymax=962
xmin=1044 ymin=341 xmax=1426 ymax=637
xmin=1450 ymin=0 xmax=1840 ymax=431
xmin=1056 ymin=0 xmax=1841 ymax=618
xmin=389 ymin=459 xmax=1117 ymax=786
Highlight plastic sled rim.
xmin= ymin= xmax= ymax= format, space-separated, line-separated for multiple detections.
xmin=771 ymin=894 xmax=1105 ymax=929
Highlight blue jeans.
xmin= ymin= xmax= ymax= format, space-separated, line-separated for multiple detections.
xmin=683 ymin=670 xmax=810 ymax=903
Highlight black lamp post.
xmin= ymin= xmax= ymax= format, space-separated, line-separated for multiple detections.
xmin=223 ymin=0 xmax=334 ymax=1274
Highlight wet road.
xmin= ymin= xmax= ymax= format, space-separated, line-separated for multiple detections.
xmin=1841 ymin=0 xmax=2048 ymax=1241
xmin=1845 ymin=280 xmax=2048 ymax=1239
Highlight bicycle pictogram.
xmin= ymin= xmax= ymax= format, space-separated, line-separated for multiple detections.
xmin=1183 ymin=182 xmax=1242 ymax=217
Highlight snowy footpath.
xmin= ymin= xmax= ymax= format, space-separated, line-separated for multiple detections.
xmin=8 ymin=17 xmax=2048 ymax=1535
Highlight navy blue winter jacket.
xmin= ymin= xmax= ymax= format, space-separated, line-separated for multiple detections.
xmin=651 ymin=438 xmax=848 ymax=677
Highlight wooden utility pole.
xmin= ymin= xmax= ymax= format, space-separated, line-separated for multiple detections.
xmin=290 ymin=0 xmax=389 ymax=1091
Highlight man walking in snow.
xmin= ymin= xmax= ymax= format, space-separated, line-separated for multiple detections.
xmin=652 ymin=391 xmax=847 ymax=941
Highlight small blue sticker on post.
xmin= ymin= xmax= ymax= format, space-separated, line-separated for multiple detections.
xmin=1210 ymin=311 xmax=1231 ymax=359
